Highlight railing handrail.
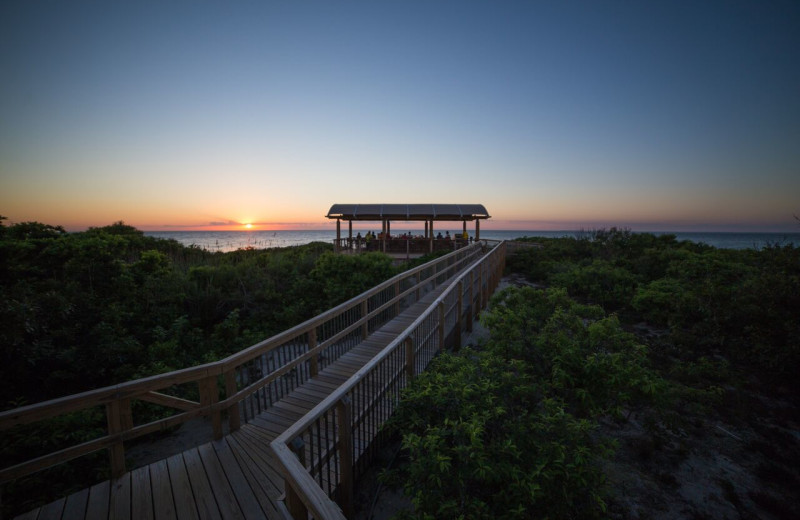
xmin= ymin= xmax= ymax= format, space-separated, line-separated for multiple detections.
xmin=270 ymin=241 xmax=506 ymax=519
xmin=0 ymin=243 xmax=484 ymax=485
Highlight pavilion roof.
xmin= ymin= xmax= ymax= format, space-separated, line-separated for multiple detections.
xmin=326 ymin=204 xmax=490 ymax=221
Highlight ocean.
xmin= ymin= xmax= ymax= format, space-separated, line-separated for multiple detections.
xmin=145 ymin=230 xmax=800 ymax=253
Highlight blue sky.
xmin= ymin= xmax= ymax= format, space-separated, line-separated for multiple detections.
xmin=1 ymin=1 xmax=798 ymax=231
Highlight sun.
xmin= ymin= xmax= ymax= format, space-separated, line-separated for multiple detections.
xmin=244 ymin=223 xmax=253 ymax=229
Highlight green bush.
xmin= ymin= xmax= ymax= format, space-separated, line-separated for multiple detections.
xmin=389 ymin=287 xmax=664 ymax=519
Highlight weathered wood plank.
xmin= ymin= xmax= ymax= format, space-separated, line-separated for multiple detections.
xmin=211 ymin=439 xmax=264 ymax=519
xmin=150 ymin=459 xmax=176 ymax=520
xmin=165 ymin=453 xmax=199 ymax=520
xmin=130 ymin=465 xmax=154 ymax=520
xmin=85 ymin=480 xmax=110 ymax=520
xmin=36 ymin=496 xmax=65 ymax=520
xmin=62 ymin=487 xmax=89 ymax=520
xmin=110 ymin=473 xmax=132 ymax=520
xmin=196 ymin=443 xmax=244 ymax=520
xmin=225 ymin=435 xmax=282 ymax=518
xmin=226 ymin=432 xmax=283 ymax=493
xmin=182 ymin=448 xmax=221 ymax=520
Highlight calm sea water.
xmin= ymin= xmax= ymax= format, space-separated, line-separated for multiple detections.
xmin=145 ymin=230 xmax=800 ymax=253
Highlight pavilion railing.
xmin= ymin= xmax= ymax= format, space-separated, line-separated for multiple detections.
xmin=334 ymin=236 xmax=477 ymax=254
xmin=271 ymin=241 xmax=506 ymax=519
xmin=0 ymin=243 xmax=485 ymax=490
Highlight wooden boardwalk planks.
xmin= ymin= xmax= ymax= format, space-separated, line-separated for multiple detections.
xmin=15 ymin=279 xmax=454 ymax=520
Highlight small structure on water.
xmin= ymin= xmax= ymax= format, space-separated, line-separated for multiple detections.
xmin=326 ymin=203 xmax=491 ymax=256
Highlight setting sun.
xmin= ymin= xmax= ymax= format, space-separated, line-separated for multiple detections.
xmin=244 ymin=223 xmax=253 ymax=229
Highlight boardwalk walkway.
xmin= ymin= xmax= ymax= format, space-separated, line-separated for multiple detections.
xmin=14 ymin=272 xmax=459 ymax=520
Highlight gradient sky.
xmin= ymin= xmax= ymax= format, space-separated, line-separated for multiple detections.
xmin=2 ymin=1 xmax=799 ymax=232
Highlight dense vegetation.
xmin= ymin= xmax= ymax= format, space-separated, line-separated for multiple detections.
xmin=387 ymin=228 xmax=800 ymax=519
xmin=0 ymin=218 xmax=399 ymax=516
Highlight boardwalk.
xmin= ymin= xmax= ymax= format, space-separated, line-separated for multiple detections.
xmin=6 ymin=241 xmax=507 ymax=520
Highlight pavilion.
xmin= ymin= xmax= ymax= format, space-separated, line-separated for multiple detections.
xmin=325 ymin=203 xmax=491 ymax=254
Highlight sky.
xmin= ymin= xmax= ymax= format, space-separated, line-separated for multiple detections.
xmin=1 ymin=1 xmax=799 ymax=232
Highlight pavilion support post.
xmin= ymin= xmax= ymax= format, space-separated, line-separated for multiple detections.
xmin=424 ymin=220 xmax=428 ymax=238
xmin=348 ymin=220 xmax=352 ymax=250
xmin=336 ymin=219 xmax=341 ymax=253
xmin=429 ymin=220 xmax=434 ymax=253
xmin=476 ymin=219 xmax=480 ymax=241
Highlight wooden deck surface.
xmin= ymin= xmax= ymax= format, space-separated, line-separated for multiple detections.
xmin=17 ymin=287 xmax=447 ymax=520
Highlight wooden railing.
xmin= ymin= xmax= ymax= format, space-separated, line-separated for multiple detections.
xmin=0 ymin=243 xmax=485 ymax=490
xmin=271 ymin=241 xmax=507 ymax=519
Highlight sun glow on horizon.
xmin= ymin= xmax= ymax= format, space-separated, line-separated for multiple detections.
xmin=244 ymin=223 xmax=253 ymax=229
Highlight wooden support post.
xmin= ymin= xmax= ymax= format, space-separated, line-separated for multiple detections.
xmin=476 ymin=219 xmax=480 ymax=240
xmin=336 ymin=219 xmax=341 ymax=253
xmin=361 ymin=300 xmax=369 ymax=340
xmin=337 ymin=397 xmax=355 ymax=518
xmin=455 ymin=281 xmax=463 ymax=351
xmin=225 ymin=370 xmax=241 ymax=432
xmin=438 ymin=301 xmax=445 ymax=351
xmin=106 ymin=398 xmax=131 ymax=478
xmin=348 ymin=220 xmax=352 ymax=250
xmin=286 ymin=438 xmax=308 ymax=520
xmin=199 ymin=375 xmax=223 ymax=440
xmin=309 ymin=327 xmax=319 ymax=377
xmin=405 ymin=337 xmax=415 ymax=380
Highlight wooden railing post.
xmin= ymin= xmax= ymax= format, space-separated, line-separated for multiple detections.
xmin=106 ymin=398 xmax=131 ymax=478
xmin=309 ymin=327 xmax=319 ymax=377
xmin=337 ymin=397 xmax=355 ymax=518
xmin=415 ymin=272 xmax=421 ymax=301
xmin=199 ymin=375 xmax=223 ymax=440
xmin=361 ymin=300 xmax=369 ymax=340
xmin=224 ymin=370 xmax=241 ymax=432
xmin=286 ymin=438 xmax=308 ymax=519
xmin=405 ymin=337 xmax=415 ymax=380
xmin=394 ymin=281 xmax=400 ymax=316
